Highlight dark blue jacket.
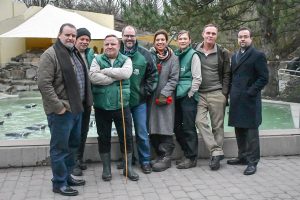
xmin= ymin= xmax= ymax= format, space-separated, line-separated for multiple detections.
xmin=228 ymin=46 xmax=269 ymax=128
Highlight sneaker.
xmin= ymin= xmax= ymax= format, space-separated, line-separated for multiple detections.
xmin=209 ymin=155 xmax=224 ymax=171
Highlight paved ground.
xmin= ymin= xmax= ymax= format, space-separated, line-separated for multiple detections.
xmin=0 ymin=156 xmax=300 ymax=200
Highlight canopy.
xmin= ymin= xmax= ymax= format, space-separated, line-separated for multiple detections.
xmin=0 ymin=5 xmax=121 ymax=39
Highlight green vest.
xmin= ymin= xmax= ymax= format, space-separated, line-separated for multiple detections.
xmin=120 ymin=43 xmax=147 ymax=107
xmin=92 ymin=53 xmax=130 ymax=110
xmin=85 ymin=48 xmax=95 ymax=68
xmin=175 ymin=46 xmax=199 ymax=101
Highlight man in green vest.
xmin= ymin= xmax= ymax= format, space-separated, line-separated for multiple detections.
xmin=120 ymin=25 xmax=158 ymax=174
xmin=174 ymin=30 xmax=202 ymax=169
xmin=89 ymin=34 xmax=139 ymax=181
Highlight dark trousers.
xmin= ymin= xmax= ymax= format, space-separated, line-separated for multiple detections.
xmin=174 ymin=96 xmax=198 ymax=160
xmin=47 ymin=111 xmax=82 ymax=189
xmin=94 ymin=107 xmax=133 ymax=154
xmin=77 ymin=106 xmax=91 ymax=161
xmin=235 ymin=127 xmax=260 ymax=165
xmin=150 ymin=134 xmax=175 ymax=157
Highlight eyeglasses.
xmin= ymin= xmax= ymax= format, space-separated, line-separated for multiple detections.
xmin=123 ymin=35 xmax=136 ymax=38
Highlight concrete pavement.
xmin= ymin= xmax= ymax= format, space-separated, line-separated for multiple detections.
xmin=0 ymin=156 xmax=300 ymax=200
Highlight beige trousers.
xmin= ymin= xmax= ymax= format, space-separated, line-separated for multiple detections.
xmin=195 ymin=90 xmax=226 ymax=156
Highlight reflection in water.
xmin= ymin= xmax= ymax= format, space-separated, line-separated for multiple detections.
xmin=0 ymin=96 xmax=295 ymax=140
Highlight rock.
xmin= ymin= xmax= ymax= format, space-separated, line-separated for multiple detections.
xmin=0 ymin=121 xmax=4 ymax=125
xmin=26 ymin=68 xmax=37 ymax=79
xmin=11 ymin=69 xmax=25 ymax=80
xmin=14 ymin=85 xmax=29 ymax=91
xmin=29 ymin=85 xmax=39 ymax=91
xmin=0 ymin=84 xmax=12 ymax=93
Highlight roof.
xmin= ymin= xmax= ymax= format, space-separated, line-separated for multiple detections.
xmin=0 ymin=5 xmax=121 ymax=39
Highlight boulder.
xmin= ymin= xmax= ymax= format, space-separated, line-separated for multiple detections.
xmin=26 ymin=68 xmax=37 ymax=79
xmin=11 ymin=69 xmax=25 ymax=80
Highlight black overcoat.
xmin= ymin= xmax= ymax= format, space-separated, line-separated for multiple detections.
xmin=228 ymin=46 xmax=269 ymax=128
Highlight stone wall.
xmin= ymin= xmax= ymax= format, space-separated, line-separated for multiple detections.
xmin=0 ymin=50 xmax=42 ymax=93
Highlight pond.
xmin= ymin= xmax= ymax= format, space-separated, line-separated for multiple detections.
xmin=0 ymin=95 xmax=295 ymax=140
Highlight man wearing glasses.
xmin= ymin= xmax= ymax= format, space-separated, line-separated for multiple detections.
xmin=228 ymin=27 xmax=269 ymax=175
xmin=120 ymin=25 xmax=158 ymax=174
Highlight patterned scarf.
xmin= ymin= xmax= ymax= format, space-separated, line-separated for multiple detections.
xmin=150 ymin=47 xmax=172 ymax=73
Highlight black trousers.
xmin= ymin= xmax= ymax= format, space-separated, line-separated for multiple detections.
xmin=235 ymin=127 xmax=260 ymax=165
xmin=150 ymin=134 xmax=175 ymax=157
xmin=77 ymin=106 xmax=91 ymax=161
xmin=174 ymin=96 xmax=198 ymax=160
xmin=94 ymin=107 xmax=133 ymax=154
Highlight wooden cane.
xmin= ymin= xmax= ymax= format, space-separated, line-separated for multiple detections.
xmin=120 ymin=80 xmax=128 ymax=183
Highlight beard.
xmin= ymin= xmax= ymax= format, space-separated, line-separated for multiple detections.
xmin=64 ymin=42 xmax=74 ymax=50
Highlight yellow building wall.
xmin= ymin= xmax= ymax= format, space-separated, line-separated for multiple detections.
xmin=0 ymin=38 xmax=25 ymax=66
xmin=26 ymin=38 xmax=53 ymax=50
xmin=0 ymin=0 xmax=27 ymax=21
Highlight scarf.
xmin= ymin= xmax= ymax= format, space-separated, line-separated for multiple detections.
xmin=53 ymin=39 xmax=83 ymax=114
xmin=150 ymin=47 xmax=172 ymax=73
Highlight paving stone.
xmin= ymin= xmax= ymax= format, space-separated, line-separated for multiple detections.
xmin=0 ymin=156 xmax=299 ymax=200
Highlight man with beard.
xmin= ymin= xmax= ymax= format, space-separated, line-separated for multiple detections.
xmin=228 ymin=27 xmax=268 ymax=175
xmin=38 ymin=23 xmax=92 ymax=196
xmin=120 ymin=25 xmax=158 ymax=174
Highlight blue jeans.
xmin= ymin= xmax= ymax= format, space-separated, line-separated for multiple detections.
xmin=47 ymin=111 xmax=82 ymax=189
xmin=131 ymin=103 xmax=151 ymax=165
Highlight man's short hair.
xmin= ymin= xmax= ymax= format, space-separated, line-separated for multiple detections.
xmin=202 ymin=23 xmax=218 ymax=32
xmin=58 ymin=23 xmax=76 ymax=35
xmin=153 ymin=29 xmax=169 ymax=43
xmin=238 ymin=27 xmax=252 ymax=37
xmin=104 ymin=34 xmax=120 ymax=44
xmin=122 ymin=25 xmax=137 ymax=36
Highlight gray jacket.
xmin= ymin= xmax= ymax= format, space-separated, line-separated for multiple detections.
xmin=148 ymin=52 xmax=179 ymax=135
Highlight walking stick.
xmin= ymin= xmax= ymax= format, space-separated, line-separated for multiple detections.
xmin=120 ymin=80 xmax=128 ymax=183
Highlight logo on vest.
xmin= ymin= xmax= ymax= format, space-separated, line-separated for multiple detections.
xmin=133 ymin=69 xmax=140 ymax=75
xmin=181 ymin=66 xmax=186 ymax=72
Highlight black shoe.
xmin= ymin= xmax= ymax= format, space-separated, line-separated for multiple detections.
xmin=117 ymin=161 xmax=124 ymax=169
xmin=72 ymin=166 xmax=83 ymax=176
xmin=176 ymin=158 xmax=197 ymax=169
xmin=209 ymin=155 xmax=224 ymax=171
xmin=227 ymin=158 xmax=248 ymax=165
xmin=53 ymin=185 xmax=78 ymax=196
xmin=78 ymin=160 xmax=87 ymax=170
xmin=67 ymin=177 xmax=86 ymax=186
xmin=141 ymin=163 xmax=152 ymax=174
xmin=244 ymin=164 xmax=257 ymax=175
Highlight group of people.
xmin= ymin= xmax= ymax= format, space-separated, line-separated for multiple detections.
xmin=37 ymin=23 xmax=269 ymax=196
